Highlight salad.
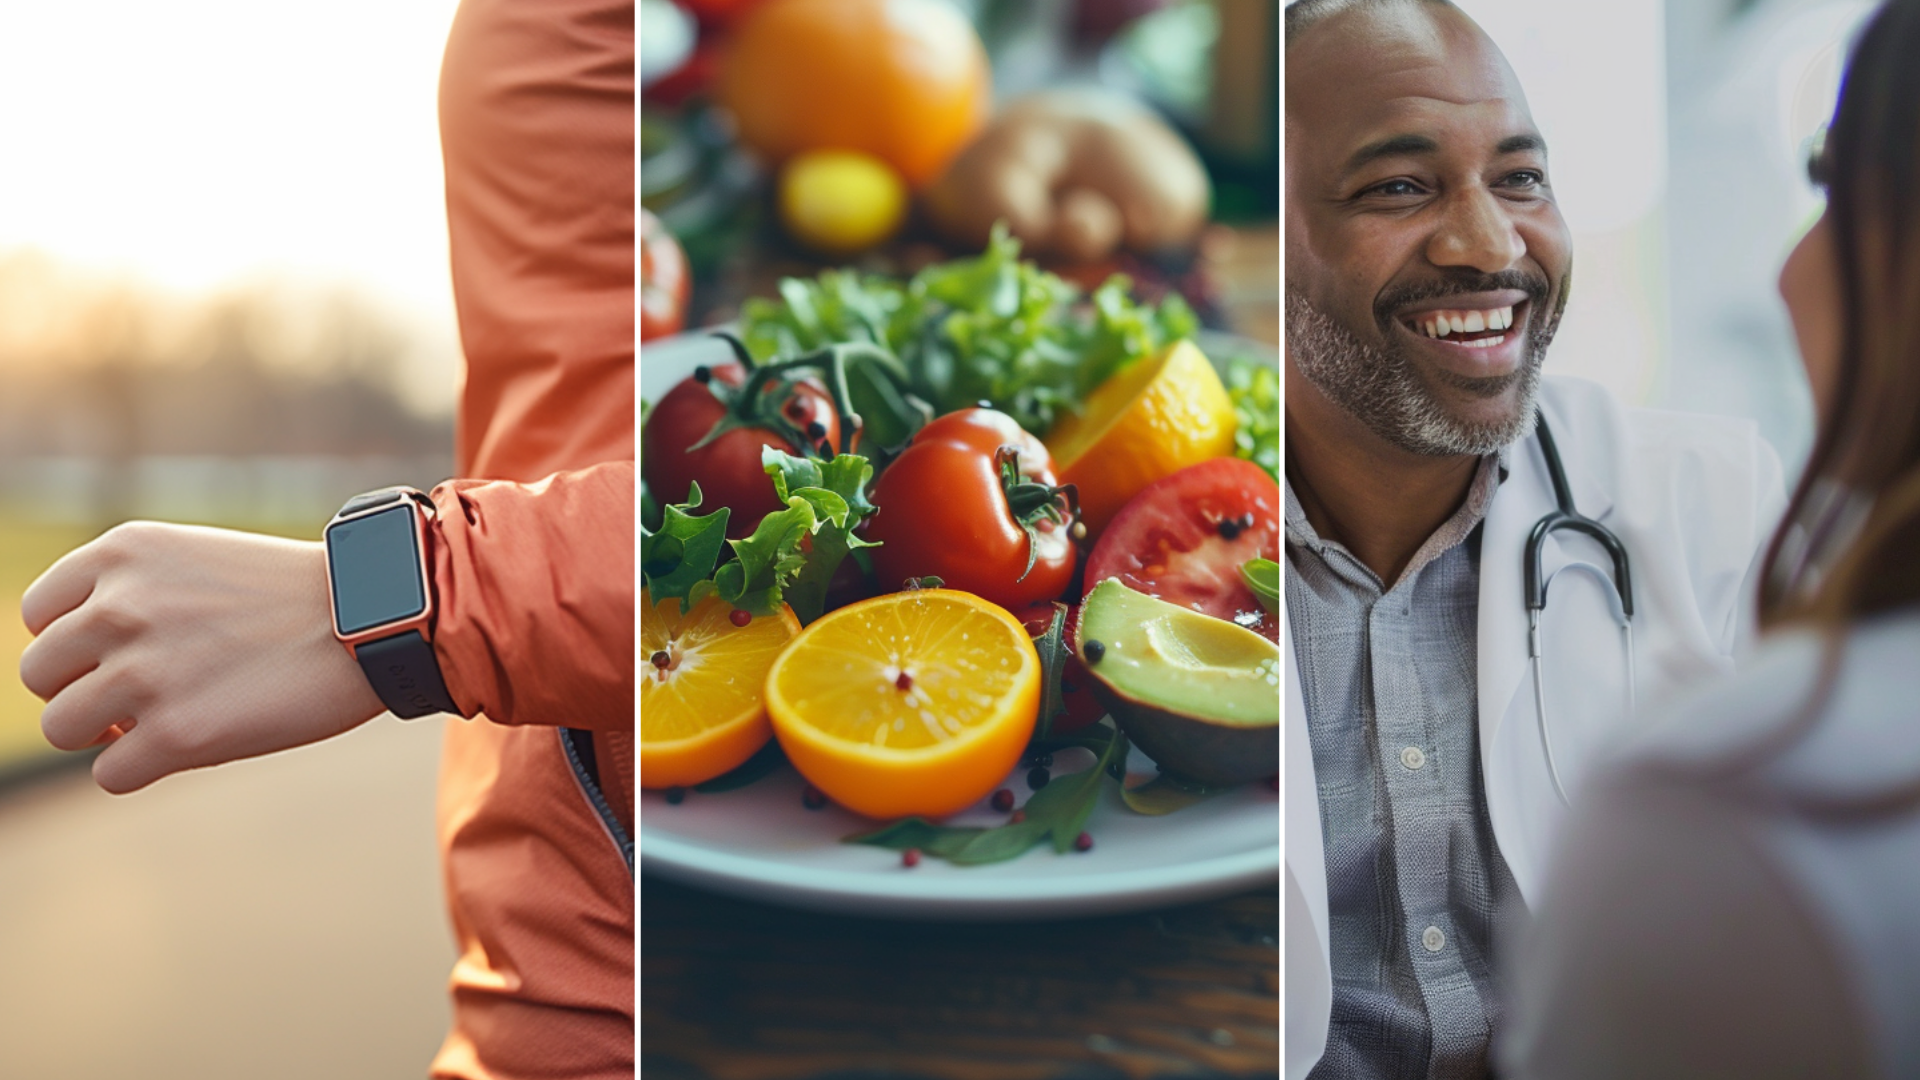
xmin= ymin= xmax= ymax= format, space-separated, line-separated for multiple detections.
xmin=640 ymin=231 xmax=1281 ymax=868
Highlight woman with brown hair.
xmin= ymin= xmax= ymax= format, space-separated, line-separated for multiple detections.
xmin=1503 ymin=1 xmax=1920 ymax=1076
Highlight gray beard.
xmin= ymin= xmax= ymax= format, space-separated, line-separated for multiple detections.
xmin=1284 ymin=284 xmax=1551 ymax=457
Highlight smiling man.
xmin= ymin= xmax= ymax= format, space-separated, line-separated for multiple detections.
xmin=1281 ymin=2 xmax=1787 ymax=1077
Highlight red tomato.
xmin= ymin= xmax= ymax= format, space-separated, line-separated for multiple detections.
xmin=642 ymin=362 xmax=841 ymax=537
xmin=642 ymin=209 xmax=690 ymax=342
xmin=867 ymin=408 xmax=1078 ymax=611
xmin=1084 ymin=457 xmax=1279 ymax=640
xmin=679 ymin=0 xmax=772 ymax=28
xmin=1015 ymin=602 xmax=1107 ymax=735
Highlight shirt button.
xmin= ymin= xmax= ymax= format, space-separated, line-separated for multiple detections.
xmin=1423 ymin=926 xmax=1446 ymax=952
xmin=1401 ymin=746 xmax=1426 ymax=771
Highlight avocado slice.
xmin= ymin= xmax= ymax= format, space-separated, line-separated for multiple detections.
xmin=1075 ymin=578 xmax=1280 ymax=786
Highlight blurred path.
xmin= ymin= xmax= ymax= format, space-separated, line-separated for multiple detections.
xmin=0 ymin=715 xmax=454 ymax=1079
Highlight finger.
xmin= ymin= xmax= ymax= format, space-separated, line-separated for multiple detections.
xmin=91 ymin=728 xmax=166 ymax=796
xmin=17 ymin=609 xmax=108 ymax=703
xmin=20 ymin=538 xmax=110 ymax=637
xmin=38 ymin=666 xmax=144 ymax=752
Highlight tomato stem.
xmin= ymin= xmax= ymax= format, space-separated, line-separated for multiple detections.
xmin=994 ymin=446 xmax=1081 ymax=583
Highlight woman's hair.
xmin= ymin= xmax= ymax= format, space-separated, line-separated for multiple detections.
xmin=1760 ymin=0 xmax=1920 ymax=629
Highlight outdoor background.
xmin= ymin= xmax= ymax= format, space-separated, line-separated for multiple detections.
xmin=0 ymin=1 xmax=466 ymax=1075
xmin=1452 ymin=0 xmax=1873 ymax=473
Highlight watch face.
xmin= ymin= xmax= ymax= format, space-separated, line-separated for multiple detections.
xmin=327 ymin=503 xmax=427 ymax=635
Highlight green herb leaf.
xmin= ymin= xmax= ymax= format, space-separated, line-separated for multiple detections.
xmin=843 ymin=817 xmax=986 ymax=860
xmin=1031 ymin=602 xmax=1071 ymax=742
xmin=945 ymin=820 xmax=1051 ymax=865
xmin=842 ymin=721 xmax=1131 ymax=866
xmin=1226 ymin=357 xmax=1280 ymax=481
xmin=712 ymin=498 xmax=814 ymax=616
xmin=1022 ymin=724 xmax=1129 ymax=852
xmin=1121 ymin=770 xmax=1239 ymax=816
xmin=639 ymin=483 xmax=731 ymax=611
xmin=739 ymin=223 xmax=1196 ymax=438
xmin=1241 ymin=557 xmax=1280 ymax=615
xmin=760 ymin=447 xmax=882 ymax=623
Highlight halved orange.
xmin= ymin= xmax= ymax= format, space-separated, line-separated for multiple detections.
xmin=641 ymin=590 xmax=801 ymax=789
xmin=1044 ymin=339 xmax=1238 ymax=537
xmin=763 ymin=588 xmax=1039 ymax=819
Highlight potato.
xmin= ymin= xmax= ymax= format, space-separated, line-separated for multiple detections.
xmin=924 ymin=89 xmax=1211 ymax=263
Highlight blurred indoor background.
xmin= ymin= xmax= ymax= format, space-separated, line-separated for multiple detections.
xmin=1455 ymin=0 xmax=1873 ymax=473
xmin=0 ymin=1 xmax=464 ymax=1075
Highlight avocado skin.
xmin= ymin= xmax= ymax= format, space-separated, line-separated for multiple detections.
xmin=1085 ymin=676 xmax=1278 ymax=787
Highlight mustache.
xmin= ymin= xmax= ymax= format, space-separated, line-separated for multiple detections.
xmin=1372 ymin=270 xmax=1552 ymax=328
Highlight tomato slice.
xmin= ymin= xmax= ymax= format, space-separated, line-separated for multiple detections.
xmin=1082 ymin=457 xmax=1279 ymax=641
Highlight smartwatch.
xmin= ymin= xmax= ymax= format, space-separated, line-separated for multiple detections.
xmin=323 ymin=487 xmax=458 ymax=719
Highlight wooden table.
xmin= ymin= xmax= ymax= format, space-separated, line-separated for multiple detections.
xmin=641 ymin=875 xmax=1279 ymax=1079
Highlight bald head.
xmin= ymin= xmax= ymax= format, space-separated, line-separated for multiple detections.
xmin=1284 ymin=0 xmax=1458 ymax=49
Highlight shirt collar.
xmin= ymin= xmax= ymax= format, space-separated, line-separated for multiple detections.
xmin=1285 ymin=447 xmax=1510 ymax=578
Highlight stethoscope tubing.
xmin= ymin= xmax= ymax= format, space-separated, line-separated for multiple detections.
xmin=1527 ymin=416 xmax=1636 ymax=807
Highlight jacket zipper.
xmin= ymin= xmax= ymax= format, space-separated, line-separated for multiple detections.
xmin=561 ymin=727 xmax=634 ymax=875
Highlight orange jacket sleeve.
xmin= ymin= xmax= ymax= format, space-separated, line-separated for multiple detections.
xmin=427 ymin=460 xmax=634 ymax=731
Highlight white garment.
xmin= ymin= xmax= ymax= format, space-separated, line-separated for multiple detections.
xmin=1284 ymin=375 xmax=1787 ymax=1078
xmin=1503 ymin=615 xmax=1920 ymax=1080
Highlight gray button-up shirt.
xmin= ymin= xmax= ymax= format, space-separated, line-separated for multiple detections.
xmin=1288 ymin=457 xmax=1522 ymax=1080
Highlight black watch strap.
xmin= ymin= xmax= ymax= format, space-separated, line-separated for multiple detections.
xmin=356 ymin=630 xmax=459 ymax=719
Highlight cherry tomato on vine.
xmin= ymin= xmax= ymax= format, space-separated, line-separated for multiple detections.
xmin=642 ymin=362 xmax=841 ymax=537
xmin=866 ymin=408 xmax=1079 ymax=612
xmin=1083 ymin=457 xmax=1279 ymax=641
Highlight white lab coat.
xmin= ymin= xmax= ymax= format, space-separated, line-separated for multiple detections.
xmin=1283 ymin=375 xmax=1786 ymax=1078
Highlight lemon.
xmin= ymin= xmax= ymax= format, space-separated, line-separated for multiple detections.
xmin=778 ymin=150 xmax=908 ymax=254
xmin=1045 ymin=339 xmax=1239 ymax=537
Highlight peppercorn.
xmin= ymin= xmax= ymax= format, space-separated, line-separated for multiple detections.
xmin=693 ymin=365 xmax=712 ymax=384
xmin=802 ymin=786 xmax=828 ymax=810
xmin=1073 ymin=832 xmax=1094 ymax=852
xmin=895 ymin=671 xmax=914 ymax=691
xmin=806 ymin=420 xmax=828 ymax=440
xmin=651 ymin=651 xmax=670 ymax=669
xmin=1217 ymin=516 xmax=1244 ymax=540
xmin=991 ymin=788 xmax=1014 ymax=812
xmin=1084 ymin=639 xmax=1106 ymax=664
xmin=1027 ymin=766 xmax=1050 ymax=790
xmin=901 ymin=848 xmax=922 ymax=868
xmin=729 ymin=609 xmax=752 ymax=627
xmin=664 ymin=787 xmax=686 ymax=805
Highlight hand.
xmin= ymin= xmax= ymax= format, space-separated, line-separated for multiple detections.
xmin=19 ymin=521 xmax=387 ymax=793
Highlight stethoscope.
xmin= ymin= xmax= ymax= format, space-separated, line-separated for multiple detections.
xmin=1526 ymin=417 xmax=1636 ymax=807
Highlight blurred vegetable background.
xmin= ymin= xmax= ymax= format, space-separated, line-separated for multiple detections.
xmin=640 ymin=0 xmax=1280 ymax=347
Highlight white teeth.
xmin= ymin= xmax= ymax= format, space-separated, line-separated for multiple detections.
xmin=1409 ymin=305 xmax=1519 ymax=338
xmin=1460 ymin=334 xmax=1508 ymax=350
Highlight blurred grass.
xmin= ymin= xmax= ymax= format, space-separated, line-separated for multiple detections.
xmin=0 ymin=519 xmax=97 ymax=771
xmin=0 ymin=516 xmax=316 ymax=775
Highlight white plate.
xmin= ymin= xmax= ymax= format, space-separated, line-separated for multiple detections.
xmin=639 ymin=328 xmax=1280 ymax=920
